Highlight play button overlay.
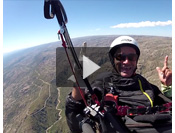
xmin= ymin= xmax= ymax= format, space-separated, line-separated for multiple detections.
xmin=56 ymin=47 xmax=109 ymax=87
xmin=68 ymin=55 xmax=101 ymax=82
xmin=83 ymin=55 xmax=101 ymax=79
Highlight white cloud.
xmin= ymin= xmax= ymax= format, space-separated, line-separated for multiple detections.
xmin=111 ymin=20 xmax=172 ymax=28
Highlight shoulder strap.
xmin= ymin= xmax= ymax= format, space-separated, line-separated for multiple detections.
xmin=138 ymin=79 xmax=153 ymax=107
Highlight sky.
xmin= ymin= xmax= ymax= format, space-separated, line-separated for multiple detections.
xmin=3 ymin=0 xmax=173 ymax=53
xmin=0 ymin=1 xmax=174 ymax=132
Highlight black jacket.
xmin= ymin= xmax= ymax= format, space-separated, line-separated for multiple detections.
xmin=65 ymin=72 xmax=171 ymax=133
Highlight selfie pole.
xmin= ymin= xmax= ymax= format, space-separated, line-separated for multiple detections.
xmin=44 ymin=0 xmax=99 ymax=106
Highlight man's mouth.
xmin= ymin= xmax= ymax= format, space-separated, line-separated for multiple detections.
xmin=120 ymin=66 xmax=131 ymax=73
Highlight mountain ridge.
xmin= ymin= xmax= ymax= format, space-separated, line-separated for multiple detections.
xmin=3 ymin=35 xmax=172 ymax=133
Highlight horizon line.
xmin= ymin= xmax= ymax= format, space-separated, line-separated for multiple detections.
xmin=3 ymin=34 xmax=172 ymax=54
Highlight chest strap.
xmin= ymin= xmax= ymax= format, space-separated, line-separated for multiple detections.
xmin=104 ymin=94 xmax=171 ymax=116
xmin=126 ymin=102 xmax=172 ymax=116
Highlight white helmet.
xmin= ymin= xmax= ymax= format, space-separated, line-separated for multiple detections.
xmin=108 ymin=36 xmax=140 ymax=73
xmin=109 ymin=36 xmax=140 ymax=57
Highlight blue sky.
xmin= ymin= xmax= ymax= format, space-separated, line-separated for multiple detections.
xmin=0 ymin=1 xmax=174 ymax=131
xmin=3 ymin=0 xmax=172 ymax=53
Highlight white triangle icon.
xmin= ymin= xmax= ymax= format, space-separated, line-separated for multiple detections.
xmin=68 ymin=75 xmax=75 ymax=82
xmin=83 ymin=55 xmax=101 ymax=79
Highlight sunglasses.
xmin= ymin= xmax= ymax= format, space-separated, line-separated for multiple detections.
xmin=115 ymin=53 xmax=138 ymax=61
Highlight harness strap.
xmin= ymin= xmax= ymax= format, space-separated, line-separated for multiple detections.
xmin=138 ymin=79 xmax=153 ymax=107
xmin=104 ymin=94 xmax=171 ymax=116
xmin=127 ymin=102 xmax=172 ymax=116
xmin=117 ymin=102 xmax=172 ymax=116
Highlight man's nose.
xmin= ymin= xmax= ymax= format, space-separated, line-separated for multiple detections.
xmin=123 ymin=57 xmax=130 ymax=63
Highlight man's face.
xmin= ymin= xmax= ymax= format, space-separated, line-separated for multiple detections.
xmin=114 ymin=46 xmax=138 ymax=77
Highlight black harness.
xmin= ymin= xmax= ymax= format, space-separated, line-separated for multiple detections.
xmin=93 ymin=72 xmax=172 ymax=117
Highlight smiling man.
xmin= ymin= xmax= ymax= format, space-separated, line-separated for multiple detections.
xmin=114 ymin=47 xmax=138 ymax=77
xmin=65 ymin=36 xmax=172 ymax=133
xmin=109 ymin=36 xmax=140 ymax=78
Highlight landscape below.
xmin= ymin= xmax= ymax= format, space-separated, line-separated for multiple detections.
xmin=3 ymin=35 xmax=172 ymax=133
